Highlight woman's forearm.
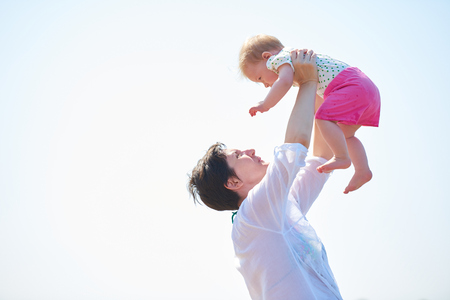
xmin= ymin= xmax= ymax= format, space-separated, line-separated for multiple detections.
xmin=284 ymin=81 xmax=317 ymax=147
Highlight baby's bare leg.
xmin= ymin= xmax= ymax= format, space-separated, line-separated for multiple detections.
xmin=316 ymin=119 xmax=351 ymax=173
xmin=339 ymin=124 xmax=372 ymax=194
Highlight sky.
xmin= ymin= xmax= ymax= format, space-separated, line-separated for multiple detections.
xmin=0 ymin=0 xmax=449 ymax=299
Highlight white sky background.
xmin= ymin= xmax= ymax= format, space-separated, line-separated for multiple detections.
xmin=1 ymin=0 xmax=449 ymax=299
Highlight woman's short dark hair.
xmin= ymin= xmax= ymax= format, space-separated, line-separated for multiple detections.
xmin=188 ymin=142 xmax=240 ymax=211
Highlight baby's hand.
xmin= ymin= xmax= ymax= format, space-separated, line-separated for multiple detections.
xmin=249 ymin=101 xmax=268 ymax=117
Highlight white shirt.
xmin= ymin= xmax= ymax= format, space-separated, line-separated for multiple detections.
xmin=232 ymin=143 xmax=342 ymax=300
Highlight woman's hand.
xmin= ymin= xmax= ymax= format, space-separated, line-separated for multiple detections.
xmin=290 ymin=49 xmax=318 ymax=86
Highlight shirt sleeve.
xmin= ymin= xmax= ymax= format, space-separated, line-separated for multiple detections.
xmin=240 ymin=143 xmax=307 ymax=231
xmin=288 ymin=156 xmax=330 ymax=216
xmin=266 ymin=48 xmax=295 ymax=74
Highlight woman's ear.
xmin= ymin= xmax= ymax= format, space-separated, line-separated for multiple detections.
xmin=262 ymin=51 xmax=273 ymax=60
xmin=225 ymin=176 xmax=243 ymax=191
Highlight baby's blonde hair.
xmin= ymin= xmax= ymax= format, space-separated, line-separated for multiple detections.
xmin=239 ymin=34 xmax=284 ymax=77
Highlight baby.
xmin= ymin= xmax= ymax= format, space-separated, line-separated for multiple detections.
xmin=239 ymin=34 xmax=381 ymax=194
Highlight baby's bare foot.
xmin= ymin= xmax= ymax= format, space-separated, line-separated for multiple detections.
xmin=344 ymin=170 xmax=373 ymax=194
xmin=317 ymin=156 xmax=351 ymax=173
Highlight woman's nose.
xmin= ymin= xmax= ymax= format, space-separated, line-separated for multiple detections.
xmin=245 ymin=149 xmax=255 ymax=156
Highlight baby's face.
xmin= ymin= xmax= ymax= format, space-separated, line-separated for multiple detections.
xmin=245 ymin=61 xmax=279 ymax=88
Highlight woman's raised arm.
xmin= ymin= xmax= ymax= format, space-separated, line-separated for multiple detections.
xmin=284 ymin=50 xmax=318 ymax=148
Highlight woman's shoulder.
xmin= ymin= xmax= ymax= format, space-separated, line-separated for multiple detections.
xmin=274 ymin=143 xmax=308 ymax=156
xmin=267 ymin=143 xmax=308 ymax=179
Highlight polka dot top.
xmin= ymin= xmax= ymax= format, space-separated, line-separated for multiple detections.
xmin=267 ymin=47 xmax=350 ymax=97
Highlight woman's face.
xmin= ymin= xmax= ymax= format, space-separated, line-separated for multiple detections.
xmin=225 ymin=148 xmax=269 ymax=188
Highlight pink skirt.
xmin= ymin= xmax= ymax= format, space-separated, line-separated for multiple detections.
xmin=315 ymin=67 xmax=381 ymax=127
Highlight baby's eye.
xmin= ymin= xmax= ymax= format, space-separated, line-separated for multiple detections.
xmin=258 ymin=77 xmax=261 ymax=81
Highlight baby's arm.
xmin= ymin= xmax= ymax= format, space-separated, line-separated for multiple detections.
xmin=249 ymin=64 xmax=294 ymax=116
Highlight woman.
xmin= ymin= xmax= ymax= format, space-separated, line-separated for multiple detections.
xmin=189 ymin=50 xmax=342 ymax=299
